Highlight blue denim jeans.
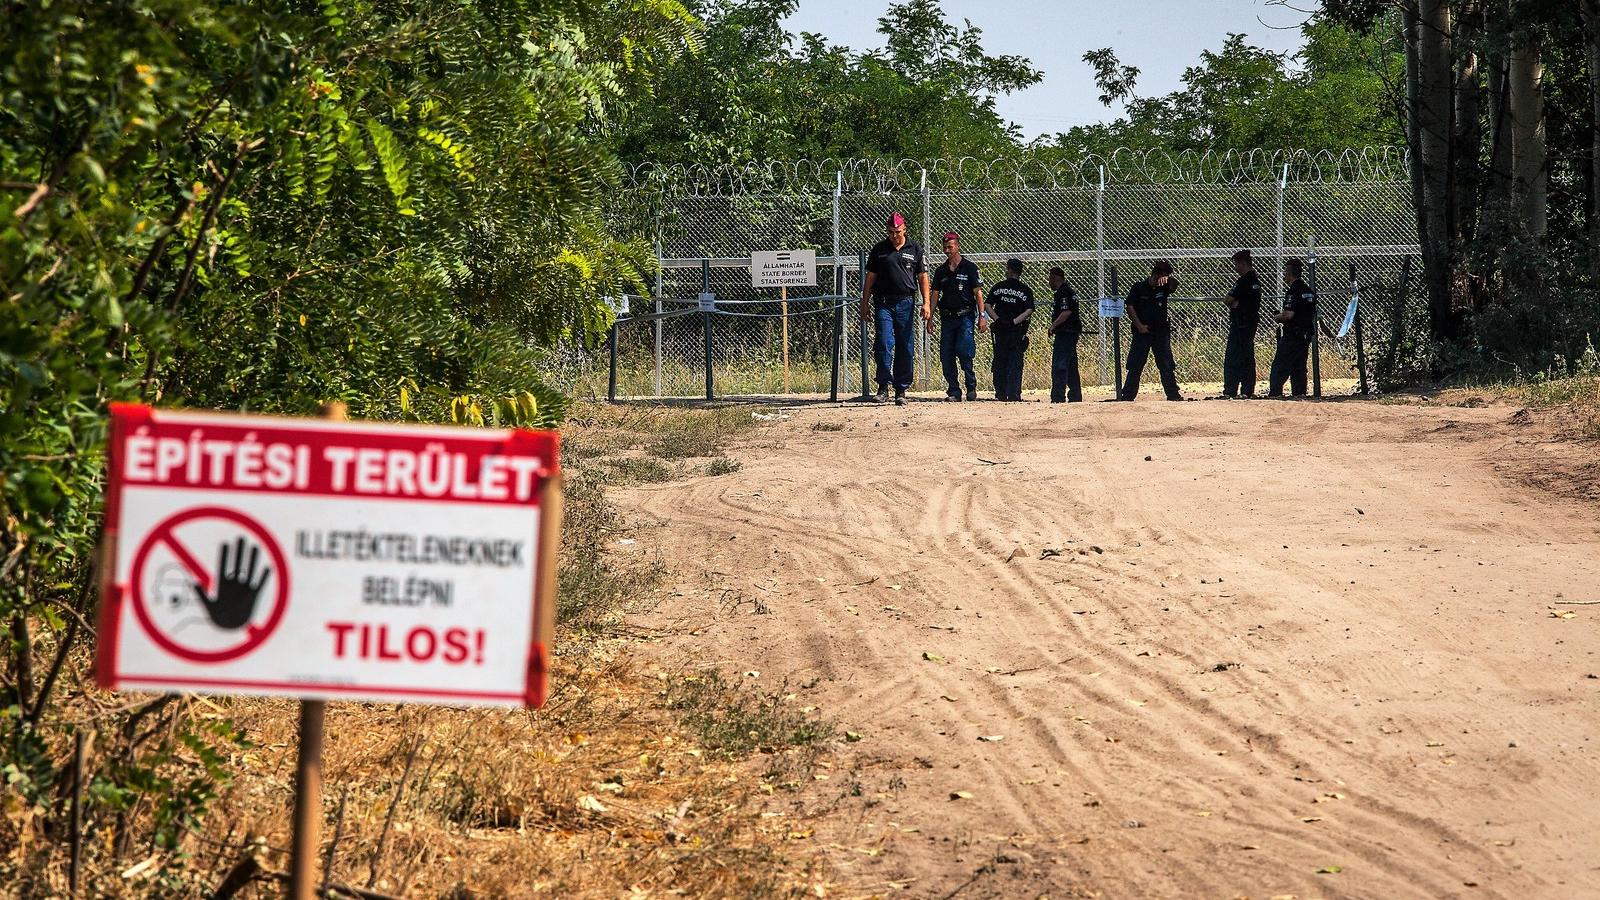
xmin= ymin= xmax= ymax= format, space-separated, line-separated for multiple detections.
xmin=939 ymin=314 xmax=977 ymax=397
xmin=874 ymin=297 xmax=917 ymax=390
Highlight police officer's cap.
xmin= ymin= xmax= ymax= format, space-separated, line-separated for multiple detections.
xmin=1006 ymin=258 xmax=1024 ymax=274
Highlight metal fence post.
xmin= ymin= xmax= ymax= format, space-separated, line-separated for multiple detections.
xmin=653 ymin=234 xmax=664 ymax=398
xmin=1109 ymin=265 xmax=1124 ymax=396
xmin=857 ymin=249 xmax=873 ymax=400
xmin=607 ymin=321 xmax=618 ymax=403
xmin=1276 ymin=163 xmax=1288 ymax=287
xmin=1096 ymin=165 xmax=1107 ymax=387
xmin=920 ymin=167 xmax=931 ymax=389
xmin=830 ymin=270 xmax=844 ymax=403
xmin=702 ymin=258 xmax=714 ymax=401
xmin=1308 ymin=246 xmax=1321 ymax=398
xmin=833 ymin=171 xmax=843 ymax=280
xmin=1351 ymin=262 xmax=1369 ymax=395
xmin=831 ymin=171 xmax=844 ymax=403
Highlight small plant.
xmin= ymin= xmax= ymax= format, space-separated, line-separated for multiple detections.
xmin=665 ymin=671 xmax=834 ymax=759
xmin=706 ymin=456 xmax=742 ymax=476
xmin=810 ymin=420 xmax=845 ymax=432
xmin=600 ymin=456 xmax=677 ymax=485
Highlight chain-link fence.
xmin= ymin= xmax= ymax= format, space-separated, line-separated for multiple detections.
xmin=596 ymin=148 xmax=1426 ymax=399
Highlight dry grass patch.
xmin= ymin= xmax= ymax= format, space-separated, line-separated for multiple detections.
xmin=169 ymin=658 xmax=833 ymax=899
xmin=1433 ymin=375 xmax=1600 ymax=440
xmin=8 ymin=402 xmax=828 ymax=898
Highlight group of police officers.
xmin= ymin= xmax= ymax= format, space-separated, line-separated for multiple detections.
xmin=859 ymin=212 xmax=1319 ymax=405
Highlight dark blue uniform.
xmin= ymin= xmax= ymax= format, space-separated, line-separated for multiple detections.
xmin=1269 ymin=279 xmax=1316 ymax=397
xmin=931 ymin=258 xmax=983 ymax=399
xmin=866 ymin=238 xmax=927 ymax=391
xmin=1119 ymin=278 xmax=1181 ymax=401
xmin=1048 ymin=282 xmax=1083 ymax=403
xmin=987 ymin=277 xmax=1035 ymax=401
xmin=1223 ymin=270 xmax=1262 ymax=397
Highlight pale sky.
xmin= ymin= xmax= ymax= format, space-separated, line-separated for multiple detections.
xmin=782 ymin=0 xmax=1310 ymax=140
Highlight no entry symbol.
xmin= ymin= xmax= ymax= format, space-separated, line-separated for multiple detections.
xmin=129 ymin=506 xmax=290 ymax=663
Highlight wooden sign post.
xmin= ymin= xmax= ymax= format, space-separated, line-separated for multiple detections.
xmin=780 ymin=286 xmax=790 ymax=393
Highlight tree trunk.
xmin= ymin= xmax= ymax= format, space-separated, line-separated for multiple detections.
xmin=1484 ymin=14 xmax=1513 ymax=221
xmin=1452 ymin=6 xmax=1482 ymax=247
xmin=1584 ymin=0 xmax=1600 ymax=278
xmin=1418 ymin=0 xmax=1457 ymax=340
xmin=1508 ymin=35 xmax=1547 ymax=241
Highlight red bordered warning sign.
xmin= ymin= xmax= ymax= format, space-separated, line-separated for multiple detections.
xmin=96 ymin=404 xmax=561 ymax=708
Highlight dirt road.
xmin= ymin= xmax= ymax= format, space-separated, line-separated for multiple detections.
xmin=618 ymin=395 xmax=1600 ymax=899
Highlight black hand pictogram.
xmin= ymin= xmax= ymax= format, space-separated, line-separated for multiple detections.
xmin=192 ymin=536 xmax=270 ymax=630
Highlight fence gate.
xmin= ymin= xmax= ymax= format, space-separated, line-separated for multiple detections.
xmin=601 ymin=149 xmax=1427 ymax=399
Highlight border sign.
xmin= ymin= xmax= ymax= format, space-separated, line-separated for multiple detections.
xmin=751 ymin=250 xmax=816 ymax=288
xmin=1098 ymin=296 xmax=1125 ymax=318
xmin=96 ymin=404 xmax=561 ymax=709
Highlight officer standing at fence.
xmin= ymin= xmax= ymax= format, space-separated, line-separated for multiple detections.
xmin=929 ymin=231 xmax=986 ymax=401
xmin=1268 ymin=258 xmax=1316 ymax=398
xmin=1118 ymin=260 xmax=1183 ymax=401
xmin=1046 ymin=267 xmax=1083 ymax=403
xmin=986 ymin=258 xmax=1035 ymax=401
xmin=1221 ymin=249 xmax=1263 ymax=398
xmin=861 ymin=212 xmax=931 ymax=406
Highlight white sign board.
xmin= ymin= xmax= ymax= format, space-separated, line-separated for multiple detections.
xmin=697 ymin=292 xmax=717 ymax=312
xmin=97 ymin=405 xmax=561 ymax=708
xmin=751 ymin=250 xmax=816 ymax=288
xmin=1098 ymin=297 xmax=1125 ymax=318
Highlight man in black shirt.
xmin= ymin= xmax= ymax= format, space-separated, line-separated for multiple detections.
xmin=1268 ymin=258 xmax=1316 ymax=398
xmin=1046 ymin=267 xmax=1083 ymax=403
xmin=1118 ymin=260 xmax=1182 ymax=401
xmin=986 ymin=258 xmax=1035 ymax=401
xmin=860 ymin=212 xmax=931 ymax=406
xmin=929 ymin=232 xmax=986 ymax=401
xmin=1221 ymin=249 xmax=1263 ymax=399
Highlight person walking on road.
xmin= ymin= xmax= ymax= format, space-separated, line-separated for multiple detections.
xmin=1220 ymin=249 xmax=1263 ymax=399
xmin=929 ymin=232 xmax=986 ymax=401
xmin=1118 ymin=260 xmax=1183 ymax=401
xmin=1046 ymin=267 xmax=1083 ymax=403
xmin=1268 ymin=258 xmax=1316 ymax=398
xmin=861 ymin=212 xmax=931 ymax=406
xmin=986 ymin=258 xmax=1036 ymax=401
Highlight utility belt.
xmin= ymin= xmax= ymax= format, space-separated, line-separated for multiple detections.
xmin=872 ymin=294 xmax=916 ymax=310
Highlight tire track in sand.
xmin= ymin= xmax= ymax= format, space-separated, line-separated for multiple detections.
xmin=622 ymin=399 xmax=1600 ymax=899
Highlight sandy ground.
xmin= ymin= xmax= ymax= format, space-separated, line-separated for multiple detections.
xmin=616 ymin=390 xmax=1600 ymax=899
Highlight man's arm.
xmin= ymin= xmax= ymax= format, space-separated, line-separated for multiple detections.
xmin=1277 ymin=305 xmax=1294 ymax=324
xmin=919 ymin=271 xmax=933 ymax=321
xmin=1012 ymin=288 xmax=1035 ymax=325
xmin=860 ymin=270 xmax=877 ymax=321
xmin=975 ymin=287 xmax=988 ymax=332
xmin=1127 ymin=288 xmax=1148 ymax=333
xmin=1049 ymin=310 xmax=1071 ymax=334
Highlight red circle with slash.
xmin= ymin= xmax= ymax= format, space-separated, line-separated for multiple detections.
xmin=129 ymin=506 xmax=290 ymax=663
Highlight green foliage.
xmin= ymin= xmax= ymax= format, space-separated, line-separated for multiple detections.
xmin=615 ymin=0 xmax=1040 ymax=163
xmin=0 ymin=0 xmax=695 ymax=888
xmin=1050 ymin=19 xmax=1403 ymax=156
